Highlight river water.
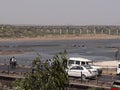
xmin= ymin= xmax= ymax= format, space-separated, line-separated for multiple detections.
xmin=0 ymin=39 xmax=120 ymax=66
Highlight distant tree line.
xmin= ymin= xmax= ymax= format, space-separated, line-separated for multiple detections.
xmin=0 ymin=24 xmax=120 ymax=38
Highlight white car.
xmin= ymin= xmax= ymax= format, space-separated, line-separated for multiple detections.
xmin=68 ymin=57 xmax=102 ymax=75
xmin=67 ymin=64 xmax=98 ymax=80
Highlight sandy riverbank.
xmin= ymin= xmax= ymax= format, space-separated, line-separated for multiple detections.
xmin=0 ymin=34 xmax=120 ymax=42
xmin=93 ymin=60 xmax=119 ymax=67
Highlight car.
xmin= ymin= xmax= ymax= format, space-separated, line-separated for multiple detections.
xmin=90 ymin=65 xmax=102 ymax=76
xmin=110 ymin=80 xmax=120 ymax=90
xmin=68 ymin=57 xmax=102 ymax=75
xmin=67 ymin=64 xmax=98 ymax=80
xmin=116 ymin=63 xmax=120 ymax=77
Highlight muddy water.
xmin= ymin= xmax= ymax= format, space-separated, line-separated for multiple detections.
xmin=0 ymin=39 xmax=119 ymax=66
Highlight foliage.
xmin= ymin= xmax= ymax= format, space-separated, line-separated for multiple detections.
xmin=88 ymin=87 xmax=109 ymax=90
xmin=0 ymin=25 xmax=120 ymax=38
xmin=12 ymin=50 xmax=69 ymax=90
xmin=88 ymin=87 xmax=98 ymax=90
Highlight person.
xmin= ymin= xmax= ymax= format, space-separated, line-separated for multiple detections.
xmin=10 ymin=56 xmax=17 ymax=69
xmin=13 ymin=59 xmax=17 ymax=68
xmin=48 ymin=59 xmax=52 ymax=66
xmin=9 ymin=57 xmax=12 ymax=68
xmin=115 ymin=49 xmax=120 ymax=61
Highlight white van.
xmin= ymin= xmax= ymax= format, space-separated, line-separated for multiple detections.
xmin=68 ymin=57 xmax=102 ymax=75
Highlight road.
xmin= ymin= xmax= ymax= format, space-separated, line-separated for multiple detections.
xmin=69 ymin=75 xmax=116 ymax=83
xmin=0 ymin=64 xmax=31 ymax=74
xmin=0 ymin=64 xmax=120 ymax=90
xmin=0 ymin=64 xmax=119 ymax=84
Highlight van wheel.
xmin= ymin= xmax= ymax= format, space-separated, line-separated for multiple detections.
xmin=82 ymin=74 xmax=86 ymax=80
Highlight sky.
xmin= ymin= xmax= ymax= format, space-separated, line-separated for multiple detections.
xmin=0 ymin=0 xmax=120 ymax=25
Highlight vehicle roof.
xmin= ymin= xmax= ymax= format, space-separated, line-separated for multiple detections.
xmin=69 ymin=57 xmax=92 ymax=62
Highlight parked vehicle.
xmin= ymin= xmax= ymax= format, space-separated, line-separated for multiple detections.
xmin=67 ymin=64 xmax=98 ymax=80
xmin=116 ymin=62 xmax=120 ymax=76
xmin=68 ymin=57 xmax=102 ymax=75
xmin=110 ymin=80 xmax=120 ymax=90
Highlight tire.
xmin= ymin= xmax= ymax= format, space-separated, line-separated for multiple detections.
xmin=81 ymin=74 xmax=86 ymax=80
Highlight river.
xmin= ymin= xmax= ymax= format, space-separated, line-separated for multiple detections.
xmin=0 ymin=39 xmax=120 ymax=66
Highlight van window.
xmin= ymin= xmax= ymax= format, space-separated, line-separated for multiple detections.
xmin=76 ymin=61 xmax=80 ymax=65
xmin=81 ymin=62 xmax=85 ymax=65
xmin=69 ymin=60 xmax=74 ymax=65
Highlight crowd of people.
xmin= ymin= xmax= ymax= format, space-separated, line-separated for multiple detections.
xmin=9 ymin=56 xmax=53 ymax=70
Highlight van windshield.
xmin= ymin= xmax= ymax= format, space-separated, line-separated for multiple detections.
xmin=76 ymin=61 xmax=80 ymax=64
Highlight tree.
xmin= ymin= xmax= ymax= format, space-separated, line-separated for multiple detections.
xmin=13 ymin=50 xmax=69 ymax=90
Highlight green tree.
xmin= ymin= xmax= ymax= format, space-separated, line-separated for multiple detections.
xmin=13 ymin=50 xmax=69 ymax=90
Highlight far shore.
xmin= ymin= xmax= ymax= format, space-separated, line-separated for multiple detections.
xmin=0 ymin=34 xmax=120 ymax=42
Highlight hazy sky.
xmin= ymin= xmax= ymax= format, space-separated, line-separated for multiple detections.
xmin=0 ymin=0 xmax=120 ymax=25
